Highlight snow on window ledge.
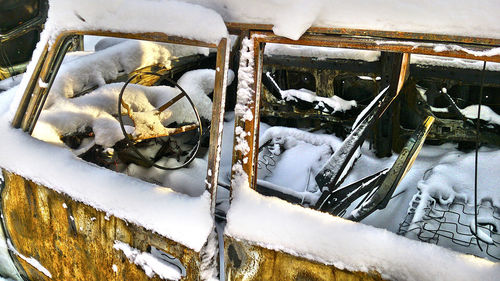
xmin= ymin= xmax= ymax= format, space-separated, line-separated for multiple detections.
xmin=225 ymin=183 xmax=500 ymax=281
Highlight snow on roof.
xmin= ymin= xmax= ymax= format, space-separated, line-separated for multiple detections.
xmin=265 ymin=44 xmax=381 ymax=62
xmin=1 ymin=3 xmax=230 ymax=250
xmin=41 ymin=0 xmax=500 ymax=44
xmin=183 ymin=0 xmax=500 ymax=41
xmin=0 ymin=87 xmax=213 ymax=252
xmin=46 ymin=0 xmax=228 ymax=44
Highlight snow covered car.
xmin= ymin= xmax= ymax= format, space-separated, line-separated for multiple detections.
xmin=1 ymin=0 xmax=500 ymax=281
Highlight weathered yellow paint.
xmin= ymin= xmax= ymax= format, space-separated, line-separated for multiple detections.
xmin=224 ymin=236 xmax=384 ymax=281
xmin=1 ymin=170 xmax=202 ymax=281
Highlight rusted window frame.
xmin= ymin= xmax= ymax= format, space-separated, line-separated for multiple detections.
xmin=231 ymin=29 xmax=500 ymax=193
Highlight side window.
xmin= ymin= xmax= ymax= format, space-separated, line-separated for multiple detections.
xmin=27 ymin=34 xmax=228 ymax=197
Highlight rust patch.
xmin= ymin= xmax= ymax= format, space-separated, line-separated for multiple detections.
xmin=1 ymin=170 xmax=202 ymax=281
xmin=224 ymin=236 xmax=385 ymax=281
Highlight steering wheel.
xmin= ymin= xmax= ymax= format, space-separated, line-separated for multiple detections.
xmin=117 ymin=72 xmax=202 ymax=170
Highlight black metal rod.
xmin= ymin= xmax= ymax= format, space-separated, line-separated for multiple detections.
xmin=474 ymin=61 xmax=486 ymax=251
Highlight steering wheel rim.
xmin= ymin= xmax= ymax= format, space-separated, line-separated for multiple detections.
xmin=117 ymin=71 xmax=203 ymax=170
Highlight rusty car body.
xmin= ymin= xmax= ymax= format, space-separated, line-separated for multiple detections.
xmin=0 ymin=4 xmax=500 ymax=281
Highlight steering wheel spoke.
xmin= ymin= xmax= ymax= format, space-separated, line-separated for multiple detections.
xmin=117 ymin=72 xmax=203 ymax=170
xmin=134 ymin=122 xmax=199 ymax=141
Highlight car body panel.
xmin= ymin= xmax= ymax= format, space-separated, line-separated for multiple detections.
xmin=224 ymin=237 xmax=383 ymax=281
xmin=1 ymin=171 xmax=201 ymax=280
